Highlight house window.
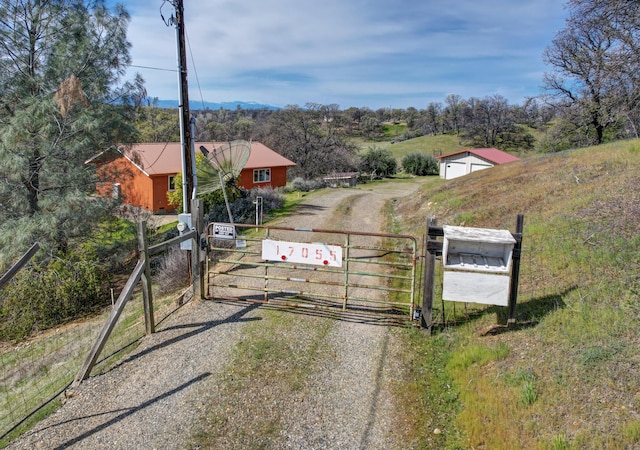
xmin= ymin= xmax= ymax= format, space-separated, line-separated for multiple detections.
xmin=253 ymin=168 xmax=271 ymax=183
xmin=168 ymin=175 xmax=176 ymax=191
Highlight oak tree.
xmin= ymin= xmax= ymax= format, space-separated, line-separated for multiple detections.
xmin=263 ymin=104 xmax=359 ymax=180
xmin=543 ymin=0 xmax=640 ymax=144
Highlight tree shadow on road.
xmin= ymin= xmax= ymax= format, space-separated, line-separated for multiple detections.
xmin=49 ymin=372 xmax=212 ymax=450
xmin=113 ymin=303 xmax=262 ymax=367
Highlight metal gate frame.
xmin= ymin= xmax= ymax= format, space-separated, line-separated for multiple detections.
xmin=206 ymin=223 xmax=420 ymax=321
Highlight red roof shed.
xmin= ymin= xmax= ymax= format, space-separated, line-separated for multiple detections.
xmin=436 ymin=148 xmax=520 ymax=180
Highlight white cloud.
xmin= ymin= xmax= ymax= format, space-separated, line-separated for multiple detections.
xmin=120 ymin=0 xmax=568 ymax=109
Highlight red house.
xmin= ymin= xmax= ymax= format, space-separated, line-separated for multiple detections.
xmin=88 ymin=142 xmax=296 ymax=212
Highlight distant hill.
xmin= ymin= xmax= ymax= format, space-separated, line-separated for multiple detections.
xmin=149 ymin=99 xmax=281 ymax=111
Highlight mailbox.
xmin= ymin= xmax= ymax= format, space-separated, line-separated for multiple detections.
xmin=442 ymin=225 xmax=516 ymax=306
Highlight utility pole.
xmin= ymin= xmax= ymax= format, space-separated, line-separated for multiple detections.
xmin=164 ymin=0 xmax=194 ymax=213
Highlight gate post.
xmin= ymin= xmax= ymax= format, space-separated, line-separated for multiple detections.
xmin=343 ymin=233 xmax=351 ymax=310
xmin=507 ymin=214 xmax=524 ymax=325
xmin=421 ymin=217 xmax=440 ymax=334
xmin=191 ymin=198 xmax=205 ymax=299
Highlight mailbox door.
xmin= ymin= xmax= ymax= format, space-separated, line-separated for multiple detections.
xmin=442 ymin=271 xmax=510 ymax=306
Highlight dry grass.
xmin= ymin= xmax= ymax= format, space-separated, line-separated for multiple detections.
xmin=392 ymin=140 xmax=640 ymax=449
xmin=154 ymin=246 xmax=191 ymax=295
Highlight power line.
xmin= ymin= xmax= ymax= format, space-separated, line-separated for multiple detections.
xmin=130 ymin=64 xmax=177 ymax=73
xmin=185 ymin=28 xmax=207 ymax=111
xmin=140 ymin=141 xmax=172 ymax=171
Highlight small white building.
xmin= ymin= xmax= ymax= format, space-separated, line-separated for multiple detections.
xmin=436 ymin=148 xmax=520 ymax=180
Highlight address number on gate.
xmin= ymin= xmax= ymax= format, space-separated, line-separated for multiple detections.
xmin=262 ymin=239 xmax=342 ymax=267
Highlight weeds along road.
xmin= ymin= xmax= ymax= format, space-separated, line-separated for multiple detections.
xmin=8 ymin=179 xmax=427 ymax=450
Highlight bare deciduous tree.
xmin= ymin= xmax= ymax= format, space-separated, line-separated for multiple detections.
xmin=262 ymin=105 xmax=358 ymax=180
xmin=543 ymin=0 xmax=640 ymax=143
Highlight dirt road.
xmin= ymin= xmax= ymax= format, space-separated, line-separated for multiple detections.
xmin=8 ymin=179 xmax=425 ymax=450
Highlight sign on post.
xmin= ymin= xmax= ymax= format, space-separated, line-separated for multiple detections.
xmin=213 ymin=223 xmax=236 ymax=240
xmin=262 ymin=239 xmax=342 ymax=267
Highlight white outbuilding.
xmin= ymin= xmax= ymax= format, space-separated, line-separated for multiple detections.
xmin=436 ymin=148 xmax=520 ymax=180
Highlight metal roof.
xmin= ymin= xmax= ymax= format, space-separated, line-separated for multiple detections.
xmin=436 ymin=148 xmax=520 ymax=165
xmin=115 ymin=141 xmax=295 ymax=176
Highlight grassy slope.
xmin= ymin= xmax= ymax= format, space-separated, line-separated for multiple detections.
xmin=393 ymin=140 xmax=640 ymax=449
xmin=353 ymin=133 xmax=468 ymax=161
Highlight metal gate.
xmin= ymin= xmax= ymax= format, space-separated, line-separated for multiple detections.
xmin=206 ymin=223 xmax=420 ymax=322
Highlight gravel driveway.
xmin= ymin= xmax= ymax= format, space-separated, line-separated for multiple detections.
xmin=8 ymin=179 xmax=425 ymax=450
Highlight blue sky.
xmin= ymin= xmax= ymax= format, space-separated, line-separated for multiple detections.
xmin=118 ymin=0 xmax=569 ymax=110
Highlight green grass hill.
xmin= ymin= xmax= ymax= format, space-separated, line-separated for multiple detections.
xmin=395 ymin=139 xmax=640 ymax=449
xmin=354 ymin=133 xmax=467 ymax=161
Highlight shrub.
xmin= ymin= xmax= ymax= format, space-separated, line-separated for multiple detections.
xmin=206 ymin=187 xmax=285 ymax=224
xmin=291 ymin=177 xmax=310 ymax=192
xmin=0 ymin=249 xmax=110 ymax=341
xmin=154 ymin=246 xmax=191 ymax=295
xmin=360 ymin=146 xmax=397 ymax=178
xmin=288 ymin=177 xmax=326 ymax=193
xmin=402 ymin=152 xmax=439 ymax=176
xmin=251 ymin=187 xmax=285 ymax=212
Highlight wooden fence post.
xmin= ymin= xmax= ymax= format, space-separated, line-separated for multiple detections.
xmin=137 ymin=221 xmax=155 ymax=335
xmin=191 ymin=198 xmax=204 ymax=299
xmin=198 ymin=200 xmax=206 ymax=299
xmin=76 ymin=225 xmax=199 ymax=384
xmin=74 ymin=261 xmax=146 ymax=384
xmin=421 ymin=217 xmax=437 ymax=334
xmin=507 ymin=214 xmax=524 ymax=325
xmin=0 ymin=243 xmax=39 ymax=290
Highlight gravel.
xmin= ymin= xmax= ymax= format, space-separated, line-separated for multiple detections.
xmin=8 ymin=180 xmax=424 ymax=450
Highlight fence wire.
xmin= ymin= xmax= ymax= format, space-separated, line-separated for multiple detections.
xmin=0 ymin=249 xmax=193 ymax=442
xmin=2 ymin=223 xmax=636 ymax=441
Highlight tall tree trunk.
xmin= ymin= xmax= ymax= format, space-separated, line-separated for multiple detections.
xmin=25 ymin=150 xmax=41 ymax=215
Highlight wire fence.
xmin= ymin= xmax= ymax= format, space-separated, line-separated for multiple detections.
xmin=1 ymin=217 xmax=636 ymax=442
xmin=0 ymin=243 xmax=193 ymax=443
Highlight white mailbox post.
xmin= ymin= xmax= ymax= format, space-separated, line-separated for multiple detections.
xmin=441 ymin=225 xmax=516 ymax=306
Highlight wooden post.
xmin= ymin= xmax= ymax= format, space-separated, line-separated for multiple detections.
xmin=137 ymin=222 xmax=155 ymax=335
xmin=75 ymin=260 xmax=145 ymax=384
xmin=75 ymin=225 xmax=200 ymax=384
xmin=190 ymin=199 xmax=204 ymax=299
xmin=507 ymin=214 xmax=524 ymax=325
xmin=0 ymin=242 xmax=39 ymax=290
xmin=196 ymin=199 xmax=209 ymax=299
xmin=421 ymin=217 xmax=437 ymax=334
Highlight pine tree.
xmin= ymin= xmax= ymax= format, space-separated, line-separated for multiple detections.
xmin=0 ymin=0 xmax=144 ymax=268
